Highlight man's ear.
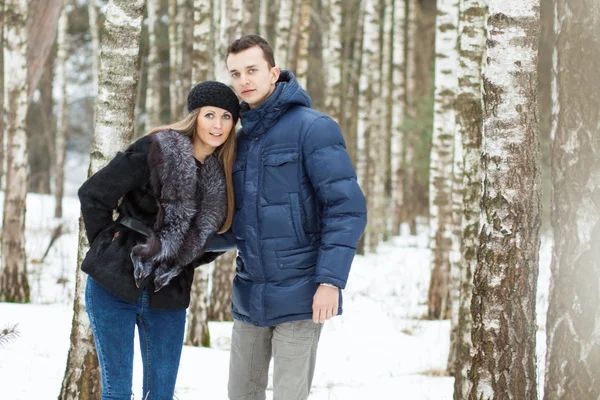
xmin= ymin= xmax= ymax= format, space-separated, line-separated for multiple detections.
xmin=271 ymin=66 xmax=280 ymax=85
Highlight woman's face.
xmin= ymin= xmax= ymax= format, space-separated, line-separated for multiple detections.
xmin=195 ymin=106 xmax=234 ymax=149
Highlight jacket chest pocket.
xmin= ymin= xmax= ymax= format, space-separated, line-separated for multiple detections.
xmin=262 ymin=152 xmax=299 ymax=204
xmin=233 ymin=159 xmax=246 ymax=209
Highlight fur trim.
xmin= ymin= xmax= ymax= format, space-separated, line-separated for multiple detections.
xmin=131 ymin=130 xmax=227 ymax=290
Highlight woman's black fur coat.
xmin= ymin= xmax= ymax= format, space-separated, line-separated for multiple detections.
xmin=78 ymin=130 xmax=227 ymax=309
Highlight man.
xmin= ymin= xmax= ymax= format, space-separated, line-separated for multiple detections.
xmin=223 ymin=35 xmax=366 ymax=400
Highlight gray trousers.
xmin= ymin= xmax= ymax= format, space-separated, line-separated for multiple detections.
xmin=228 ymin=319 xmax=324 ymax=400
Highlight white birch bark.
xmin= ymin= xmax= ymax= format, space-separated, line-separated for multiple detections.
xmin=89 ymin=0 xmax=100 ymax=99
xmin=54 ymin=3 xmax=68 ymax=219
xmin=145 ymin=0 xmax=161 ymax=130
xmin=208 ymin=250 xmax=237 ymax=321
xmin=169 ymin=0 xmax=180 ymax=119
xmin=452 ymin=1 xmax=486 ymax=398
xmin=259 ymin=0 xmax=269 ymax=39
xmin=544 ymin=1 xmax=600 ymax=398
xmin=192 ymin=0 xmax=211 ymax=84
xmin=380 ymin=0 xmax=393 ymax=241
xmin=427 ymin=0 xmax=458 ymax=320
xmin=390 ymin=0 xmax=405 ymax=235
xmin=275 ymin=0 xmax=293 ymax=67
xmin=1 ymin=0 xmax=29 ymax=303
xmin=469 ymin=1 xmax=541 ymax=398
xmin=186 ymin=263 xmax=213 ymax=347
xmin=180 ymin=0 xmax=194 ymax=107
xmin=59 ymin=2 xmax=145 ymax=398
xmin=324 ymin=0 xmax=342 ymax=120
xmin=0 ymin=0 xmax=5 ymax=189
xmin=294 ymin=0 xmax=311 ymax=88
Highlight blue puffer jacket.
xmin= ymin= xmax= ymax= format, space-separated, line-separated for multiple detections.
xmin=230 ymin=71 xmax=367 ymax=327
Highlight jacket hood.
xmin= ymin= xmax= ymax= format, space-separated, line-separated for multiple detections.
xmin=239 ymin=70 xmax=312 ymax=137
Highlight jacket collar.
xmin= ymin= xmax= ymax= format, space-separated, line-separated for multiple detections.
xmin=239 ymin=70 xmax=312 ymax=138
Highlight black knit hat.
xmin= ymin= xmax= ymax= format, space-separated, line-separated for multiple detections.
xmin=187 ymin=81 xmax=240 ymax=123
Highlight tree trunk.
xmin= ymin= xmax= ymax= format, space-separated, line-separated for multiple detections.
xmin=390 ymin=0 xmax=405 ymax=235
xmin=469 ymin=1 xmax=541 ymax=398
xmin=0 ymin=0 xmax=30 ymax=304
xmin=275 ymin=0 xmax=293 ymax=67
xmin=186 ymin=263 xmax=212 ymax=347
xmin=27 ymin=48 xmax=54 ymax=195
xmin=324 ymin=0 xmax=342 ymax=121
xmin=307 ymin=0 xmax=325 ymax=111
xmin=180 ymin=0 xmax=193 ymax=108
xmin=293 ymin=0 xmax=311 ymax=88
xmin=544 ymin=1 xmax=600 ymax=398
xmin=89 ymin=0 xmax=99 ymax=98
xmin=59 ymin=1 xmax=145 ymax=398
xmin=208 ymin=250 xmax=236 ymax=321
xmin=380 ymin=0 xmax=393 ymax=242
xmin=26 ymin=0 xmax=62 ymax=102
xmin=145 ymin=0 xmax=161 ymax=130
xmin=54 ymin=3 xmax=68 ymax=219
xmin=451 ymin=0 xmax=486 ymax=397
xmin=242 ymin=0 xmax=260 ymax=35
xmin=0 ymin=0 xmax=5 ymax=189
xmin=168 ymin=0 xmax=180 ymax=119
xmin=427 ymin=0 xmax=458 ymax=320
xmin=192 ymin=0 xmax=211 ymax=84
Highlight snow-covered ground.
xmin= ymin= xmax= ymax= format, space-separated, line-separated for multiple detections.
xmin=0 ymin=156 xmax=552 ymax=399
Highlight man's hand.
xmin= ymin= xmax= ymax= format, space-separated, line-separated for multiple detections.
xmin=312 ymin=285 xmax=339 ymax=323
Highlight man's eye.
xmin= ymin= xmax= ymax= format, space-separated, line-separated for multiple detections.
xmin=249 ymin=69 xmax=256 ymax=73
xmin=232 ymin=73 xmax=239 ymax=78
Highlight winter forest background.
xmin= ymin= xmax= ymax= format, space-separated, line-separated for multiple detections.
xmin=0 ymin=0 xmax=598 ymax=399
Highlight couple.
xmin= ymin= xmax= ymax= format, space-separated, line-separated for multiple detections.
xmin=78 ymin=35 xmax=367 ymax=400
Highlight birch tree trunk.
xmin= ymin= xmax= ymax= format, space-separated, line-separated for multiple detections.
xmin=275 ymin=0 xmax=293 ymax=67
xmin=180 ymin=0 xmax=194 ymax=106
xmin=145 ymin=0 xmax=161 ymax=130
xmin=0 ymin=0 xmax=5 ymax=189
xmin=208 ymin=250 xmax=236 ymax=321
xmin=89 ymin=0 xmax=100 ymax=99
xmin=293 ymin=0 xmax=311 ymax=88
xmin=242 ymin=0 xmax=259 ymax=35
xmin=186 ymin=263 xmax=212 ymax=347
xmin=54 ymin=3 xmax=68 ymax=219
xmin=59 ymin=2 xmax=145 ymax=398
xmin=380 ymin=0 xmax=393 ymax=242
xmin=0 ymin=0 xmax=30 ymax=303
xmin=324 ymin=0 xmax=342 ymax=121
xmin=427 ymin=0 xmax=458 ymax=320
xmin=192 ymin=0 xmax=211 ymax=84
xmin=25 ymin=0 xmax=61 ymax=102
xmin=469 ymin=1 xmax=541 ymax=398
xmin=168 ymin=0 xmax=180 ymax=119
xmin=544 ymin=1 xmax=600 ymax=398
xmin=401 ymin=0 xmax=420 ymax=235
xmin=451 ymin=0 xmax=486 ymax=397
xmin=390 ymin=0 xmax=405 ymax=235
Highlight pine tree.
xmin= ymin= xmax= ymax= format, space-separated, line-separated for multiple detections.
xmin=469 ymin=0 xmax=541 ymax=398
xmin=59 ymin=1 xmax=145 ymax=398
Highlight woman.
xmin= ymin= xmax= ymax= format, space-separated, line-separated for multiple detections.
xmin=78 ymin=81 xmax=239 ymax=399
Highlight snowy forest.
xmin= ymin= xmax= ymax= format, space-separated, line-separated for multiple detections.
xmin=0 ymin=0 xmax=598 ymax=399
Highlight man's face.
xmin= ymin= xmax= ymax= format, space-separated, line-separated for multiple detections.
xmin=227 ymin=46 xmax=280 ymax=109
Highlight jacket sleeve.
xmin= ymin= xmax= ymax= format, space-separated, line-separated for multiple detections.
xmin=77 ymin=138 xmax=150 ymax=244
xmin=302 ymin=116 xmax=367 ymax=289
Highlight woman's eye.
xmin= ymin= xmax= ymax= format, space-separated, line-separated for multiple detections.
xmin=205 ymin=113 xmax=214 ymax=119
xmin=223 ymin=115 xmax=231 ymax=120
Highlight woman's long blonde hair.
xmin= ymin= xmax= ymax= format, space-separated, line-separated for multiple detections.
xmin=146 ymin=108 xmax=237 ymax=233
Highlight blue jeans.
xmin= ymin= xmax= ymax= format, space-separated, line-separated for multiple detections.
xmin=85 ymin=276 xmax=186 ymax=400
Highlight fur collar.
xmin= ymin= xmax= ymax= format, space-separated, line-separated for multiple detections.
xmin=131 ymin=129 xmax=227 ymax=290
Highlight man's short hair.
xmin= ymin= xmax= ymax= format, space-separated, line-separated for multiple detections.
xmin=227 ymin=35 xmax=276 ymax=69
